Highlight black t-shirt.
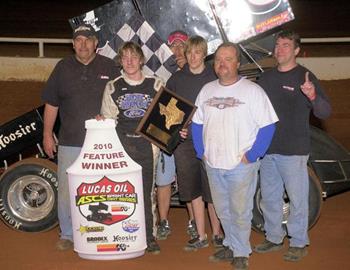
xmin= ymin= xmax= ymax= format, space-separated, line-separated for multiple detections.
xmin=42 ymin=54 xmax=120 ymax=147
xmin=166 ymin=63 xmax=217 ymax=104
xmin=258 ymin=64 xmax=330 ymax=155
xmin=166 ymin=63 xmax=217 ymax=139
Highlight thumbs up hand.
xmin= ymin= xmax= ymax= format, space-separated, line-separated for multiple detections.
xmin=300 ymin=72 xmax=316 ymax=101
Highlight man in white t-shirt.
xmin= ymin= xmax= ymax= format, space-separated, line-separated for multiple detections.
xmin=192 ymin=42 xmax=278 ymax=270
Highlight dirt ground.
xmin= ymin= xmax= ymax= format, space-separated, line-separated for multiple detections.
xmin=0 ymin=194 xmax=349 ymax=270
xmin=0 ymin=79 xmax=349 ymax=270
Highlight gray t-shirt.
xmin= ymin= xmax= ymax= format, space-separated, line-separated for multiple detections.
xmin=42 ymin=54 xmax=119 ymax=147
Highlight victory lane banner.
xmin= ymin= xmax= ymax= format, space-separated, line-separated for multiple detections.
xmin=136 ymin=87 xmax=196 ymax=154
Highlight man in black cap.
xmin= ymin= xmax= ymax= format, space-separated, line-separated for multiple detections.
xmin=42 ymin=23 xmax=120 ymax=251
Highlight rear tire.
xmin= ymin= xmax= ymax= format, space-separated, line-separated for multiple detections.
xmin=252 ymin=167 xmax=323 ymax=233
xmin=0 ymin=158 xmax=58 ymax=232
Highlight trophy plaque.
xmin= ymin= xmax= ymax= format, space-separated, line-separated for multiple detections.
xmin=136 ymin=87 xmax=197 ymax=154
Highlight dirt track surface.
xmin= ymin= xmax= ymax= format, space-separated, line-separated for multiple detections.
xmin=0 ymin=194 xmax=350 ymax=270
xmin=0 ymin=80 xmax=350 ymax=270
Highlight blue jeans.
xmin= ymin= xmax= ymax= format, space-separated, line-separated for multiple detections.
xmin=260 ymin=154 xmax=309 ymax=247
xmin=155 ymin=152 xmax=176 ymax=186
xmin=206 ymin=161 xmax=259 ymax=257
xmin=57 ymin=145 xmax=81 ymax=241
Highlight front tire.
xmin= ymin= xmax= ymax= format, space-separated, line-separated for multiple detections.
xmin=0 ymin=158 xmax=58 ymax=232
xmin=252 ymin=167 xmax=323 ymax=233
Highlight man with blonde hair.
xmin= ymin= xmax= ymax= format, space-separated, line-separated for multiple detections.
xmin=156 ymin=30 xmax=199 ymax=241
xmin=164 ymin=35 xmax=224 ymax=251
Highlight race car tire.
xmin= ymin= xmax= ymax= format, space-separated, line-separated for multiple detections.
xmin=252 ymin=167 xmax=323 ymax=233
xmin=0 ymin=158 xmax=58 ymax=232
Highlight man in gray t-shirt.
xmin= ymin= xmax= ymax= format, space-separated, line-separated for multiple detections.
xmin=42 ymin=23 xmax=119 ymax=251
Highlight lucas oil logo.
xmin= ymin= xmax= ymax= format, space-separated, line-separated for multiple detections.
xmin=75 ymin=176 xmax=137 ymax=225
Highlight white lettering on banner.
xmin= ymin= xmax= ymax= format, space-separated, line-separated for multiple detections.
xmin=113 ymin=184 xmax=129 ymax=193
xmin=78 ymin=184 xmax=130 ymax=195
xmin=0 ymin=199 xmax=21 ymax=229
xmin=39 ymin=168 xmax=58 ymax=188
xmin=81 ymin=185 xmax=112 ymax=194
xmin=0 ymin=122 xmax=37 ymax=150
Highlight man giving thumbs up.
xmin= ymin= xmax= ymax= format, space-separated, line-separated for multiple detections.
xmin=253 ymin=30 xmax=331 ymax=262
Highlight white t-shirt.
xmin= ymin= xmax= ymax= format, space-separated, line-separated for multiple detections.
xmin=193 ymin=77 xmax=278 ymax=170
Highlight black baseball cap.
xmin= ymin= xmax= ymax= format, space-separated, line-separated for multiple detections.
xmin=72 ymin=24 xmax=97 ymax=39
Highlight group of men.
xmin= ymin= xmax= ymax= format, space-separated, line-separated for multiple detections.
xmin=42 ymin=23 xmax=331 ymax=270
